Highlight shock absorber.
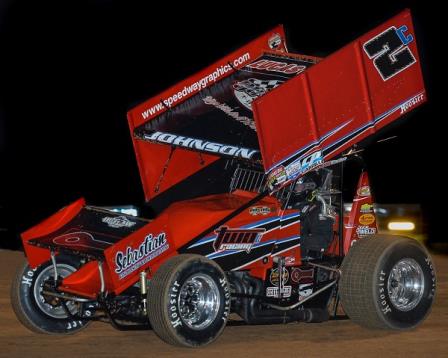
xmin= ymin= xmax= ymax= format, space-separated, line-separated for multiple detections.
xmin=140 ymin=271 xmax=148 ymax=315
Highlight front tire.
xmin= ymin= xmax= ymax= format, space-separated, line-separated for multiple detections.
xmin=10 ymin=255 xmax=94 ymax=335
xmin=148 ymin=254 xmax=231 ymax=347
xmin=339 ymin=235 xmax=436 ymax=330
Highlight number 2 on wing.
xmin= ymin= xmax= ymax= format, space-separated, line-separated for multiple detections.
xmin=363 ymin=25 xmax=416 ymax=81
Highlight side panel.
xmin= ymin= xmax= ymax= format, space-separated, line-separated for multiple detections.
xmin=253 ymin=9 xmax=425 ymax=178
xmin=21 ymin=198 xmax=86 ymax=268
xmin=181 ymin=200 xmax=302 ymax=273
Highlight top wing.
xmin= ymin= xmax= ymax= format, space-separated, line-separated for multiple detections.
xmin=252 ymin=9 xmax=425 ymax=188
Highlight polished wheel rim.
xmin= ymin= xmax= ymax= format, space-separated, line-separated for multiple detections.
xmin=178 ymin=273 xmax=220 ymax=330
xmin=387 ymin=258 xmax=425 ymax=312
xmin=33 ymin=264 xmax=78 ymax=319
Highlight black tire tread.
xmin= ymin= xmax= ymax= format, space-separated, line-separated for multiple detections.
xmin=147 ymin=254 xmax=226 ymax=347
xmin=10 ymin=259 xmax=90 ymax=335
xmin=10 ymin=261 xmax=49 ymax=334
xmin=339 ymin=235 xmax=419 ymax=329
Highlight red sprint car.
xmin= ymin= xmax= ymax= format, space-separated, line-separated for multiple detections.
xmin=11 ymin=9 xmax=435 ymax=347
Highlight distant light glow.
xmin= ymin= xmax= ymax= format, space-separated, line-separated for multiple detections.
xmin=388 ymin=221 xmax=415 ymax=231
xmin=111 ymin=208 xmax=139 ymax=217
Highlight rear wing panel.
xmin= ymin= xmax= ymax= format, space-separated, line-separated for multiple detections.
xmin=128 ymin=10 xmax=426 ymax=200
xmin=128 ymin=26 xmax=290 ymax=202
xmin=253 ymin=9 xmax=425 ymax=180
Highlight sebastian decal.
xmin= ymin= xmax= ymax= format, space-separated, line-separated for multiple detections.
xmin=213 ymin=226 xmax=265 ymax=253
xmin=115 ymin=232 xmax=169 ymax=279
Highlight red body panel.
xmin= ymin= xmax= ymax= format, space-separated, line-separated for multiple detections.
xmin=343 ymin=172 xmax=378 ymax=254
xmin=41 ymin=191 xmax=287 ymax=296
xmin=22 ymin=198 xmax=86 ymax=268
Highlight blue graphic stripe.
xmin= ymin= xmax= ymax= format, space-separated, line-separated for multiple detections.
xmin=267 ymin=91 xmax=424 ymax=172
xmin=322 ymin=92 xmax=423 ymax=156
xmin=265 ymin=119 xmax=352 ymax=173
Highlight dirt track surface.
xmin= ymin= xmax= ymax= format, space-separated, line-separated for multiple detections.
xmin=1 ymin=249 xmax=447 ymax=357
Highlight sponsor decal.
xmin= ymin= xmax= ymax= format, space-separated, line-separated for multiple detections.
xmin=169 ymin=281 xmax=182 ymax=328
xmin=115 ymin=232 xmax=169 ymax=279
xmin=285 ymin=256 xmax=296 ymax=266
xmin=247 ymin=58 xmax=306 ymax=75
xmin=424 ymin=257 xmax=436 ymax=299
xmin=269 ymin=267 xmax=289 ymax=286
xmin=52 ymin=231 xmax=103 ymax=248
xmin=291 ymin=267 xmax=314 ymax=284
xmin=378 ymin=270 xmax=392 ymax=314
xmin=285 ymin=151 xmax=323 ymax=181
xmin=21 ymin=268 xmax=36 ymax=287
xmin=299 ymin=283 xmax=313 ymax=299
xmin=400 ymin=93 xmax=424 ymax=114
xmin=213 ymin=226 xmax=265 ymax=253
xmin=268 ymin=33 xmax=282 ymax=49
xmin=267 ymin=152 xmax=343 ymax=191
xmin=357 ymin=186 xmax=371 ymax=197
xmin=141 ymin=52 xmax=251 ymax=119
xmin=102 ymin=215 xmax=136 ymax=229
xmin=267 ymin=165 xmax=287 ymax=189
xmin=233 ymin=78 xmax=283 ymax=110
xmin=143 ymin=131 xmax=259 ymax=160
xmin=359 ymin=213 xmax=376 ymax=226
xmin=249 ymin=206 xmax=272 ymax=216
xmin=363 ymin=25 xmax=416 ymax=81
xmin=356 ymin=226 xmax=377 ymax=236
xmin=221 ymin=277 xmax=232 ymax=322
xmin=266 ymin=286 xmax=292 ymax=298
xmin=360 ymin=203 xmax=374 ymax=213
xmin=202 ymin=95 xmax=256 ymax=130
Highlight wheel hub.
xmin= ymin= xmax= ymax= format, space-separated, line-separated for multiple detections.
xmin=387 ymin=258 xmax=425 ymax=312
xmin=178 ymin=273 xmax=220 ymax=330
xmin=33 ymin=264 xmax=79 ymax=319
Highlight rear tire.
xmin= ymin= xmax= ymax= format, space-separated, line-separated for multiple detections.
xmin=339 ymin=235 xmax=436 ymax=330
xmin=10 ymin=255 xmax=94 ymax=335
xmin=148 ymin=254 xmax=230 ymax=347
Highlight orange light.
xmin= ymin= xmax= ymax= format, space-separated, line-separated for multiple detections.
xmin=388 ymin=222 xmax=415 ymax=231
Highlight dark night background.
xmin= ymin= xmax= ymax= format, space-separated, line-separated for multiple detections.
xmin=0 ymin=1 xmax=443 ymax=249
